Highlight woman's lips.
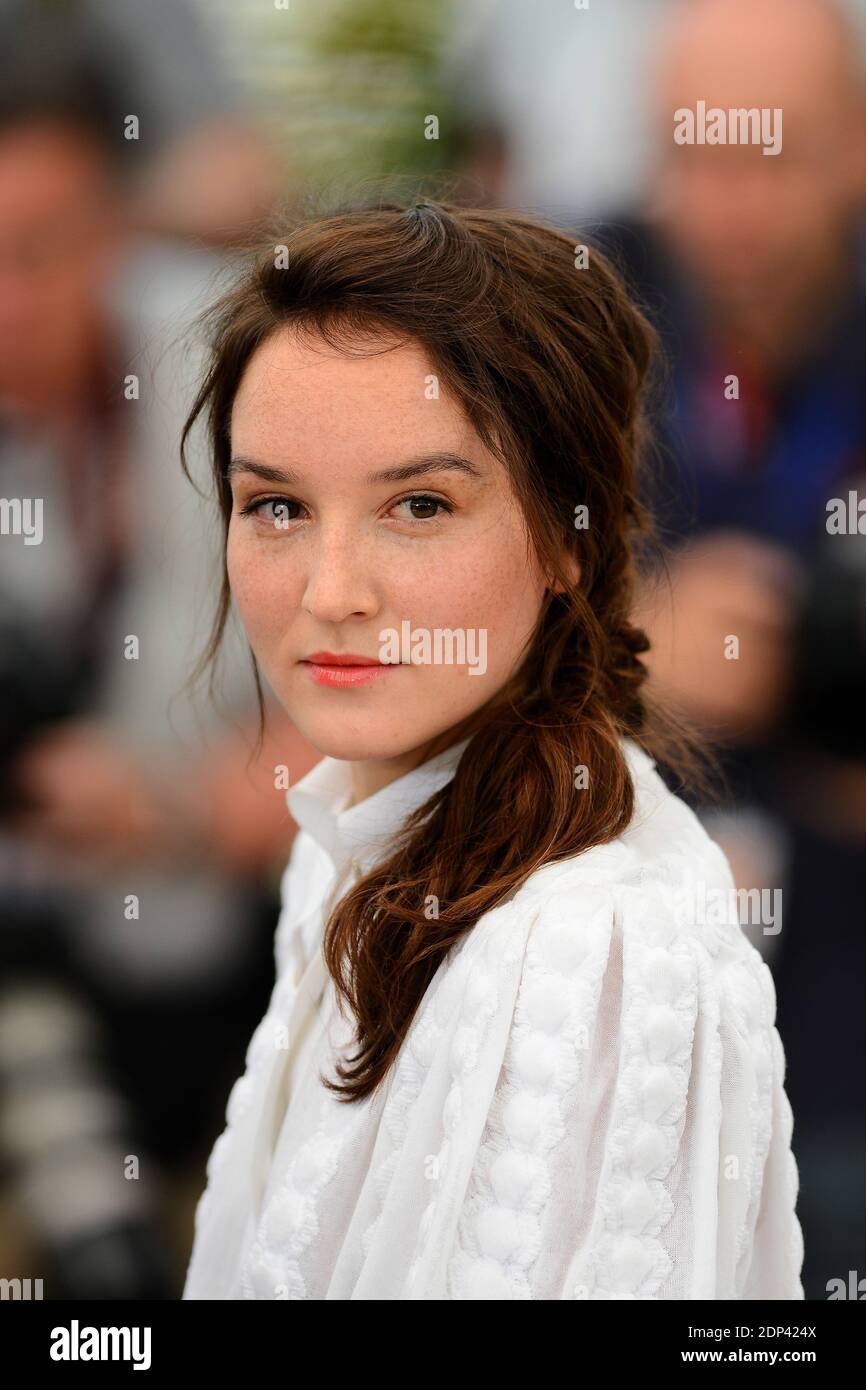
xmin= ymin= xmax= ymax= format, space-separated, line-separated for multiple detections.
xmin=301 ymin=657 xmax=398 ymax=688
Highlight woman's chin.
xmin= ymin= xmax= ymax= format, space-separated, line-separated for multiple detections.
xmin=288 ymin=711 xmax=455 ymax=768
xmin=287 ymin=718 xmax=411 ymax=765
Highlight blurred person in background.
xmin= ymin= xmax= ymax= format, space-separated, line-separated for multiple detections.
xmin=447 ymin=0 xmax=676 ymax=219
xmin=0 ymin=0 xmax=277 ymax=248
xmin=0 ymin=64 xmax=319 ymax=1296
xmin=595 ymin=0 xmax=865 ymax=1297
xmin=452 ymin=0 xmax=865 ymax=1301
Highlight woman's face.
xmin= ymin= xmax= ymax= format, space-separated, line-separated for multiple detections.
xmin=227 ymin=326 xmax=551 ymax=791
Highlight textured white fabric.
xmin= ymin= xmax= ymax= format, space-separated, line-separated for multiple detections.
xmin=183 ymin=736 xmax=805 ymax=1300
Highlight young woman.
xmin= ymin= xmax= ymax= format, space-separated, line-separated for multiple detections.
xmin=180 ymin=200 xmax=804 ymax=1300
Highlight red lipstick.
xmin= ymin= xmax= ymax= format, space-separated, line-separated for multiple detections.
xmin=306 ymin=651 xmax=383 ymax=666
xmin=301 ymin=650 xmax=397 ymax=688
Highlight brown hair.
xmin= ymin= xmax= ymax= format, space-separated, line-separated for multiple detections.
xmin=182 ymin=198 xmax=701 ymax=1104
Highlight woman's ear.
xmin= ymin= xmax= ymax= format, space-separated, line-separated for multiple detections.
xmin=548 ymin=553 xmax=581 ymax=595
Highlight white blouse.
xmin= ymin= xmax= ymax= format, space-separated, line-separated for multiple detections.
xmin=183 ymin=735 xmax=805 ymax=1300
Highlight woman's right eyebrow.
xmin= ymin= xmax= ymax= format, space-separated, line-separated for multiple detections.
xmin=227 ymin=452 xmax=486 ymax=487
xmin=227 ymin=457 xmax=297 ymax=484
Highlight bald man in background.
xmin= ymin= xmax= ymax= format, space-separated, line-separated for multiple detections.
xmin=609 ymin=0 xmax=866 ymax=1297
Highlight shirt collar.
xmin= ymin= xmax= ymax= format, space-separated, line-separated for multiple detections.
xmin=286 ymin=733 xmax=657 ymax=880
xmin=286 ymin=735 xmax=474 ymax=878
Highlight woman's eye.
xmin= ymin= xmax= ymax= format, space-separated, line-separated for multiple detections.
xmin=239 ymin=496 xmax=300 ymax=528
xmin=392 ymin=494 xmax=453 ymax=522
xmin=236 ymin=493 xmax=452 ymax=529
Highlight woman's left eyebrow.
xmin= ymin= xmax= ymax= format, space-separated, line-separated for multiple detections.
xmin=365 ymin=453 xmax=485 ymax=485
xmin=227 ymin=452 xmax=486 ymax=486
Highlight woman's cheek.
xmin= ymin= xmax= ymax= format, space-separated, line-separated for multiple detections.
xmin=226 ymin=525 xmax=273 ymax=644
xmin=225 ymin=522 xmax=250 ymax=611
xmin=228 ymin=529 xmax=304 ymax=678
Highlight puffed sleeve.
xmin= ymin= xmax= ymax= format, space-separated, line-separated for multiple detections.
xmin=739 ymin=975 xmax=805 ymax=1298
xmin=446 ymin=866 xmax=805 ymax=1300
